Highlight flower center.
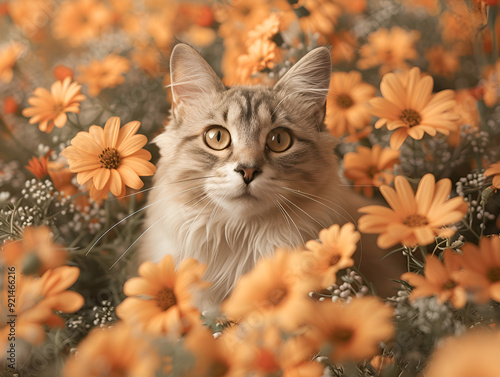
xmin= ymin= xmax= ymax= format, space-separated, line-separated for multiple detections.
xmin=268 ymin=287 xmax=287 ymax=306
xmin=156 ymin=288 xmax=177 ymax=311
xmin=442 ymin=280 xmax=457 ymax=290
xmin=402 ymin=214 xmax=429 ymax=227
xmin=400 ymin=109 xmax=422 ymax=128
xmin=331 ymin=327 xmax=354 ymax=344
xmin=335 ymin=93 xmax=354 ymax=109
xmin=209 ymin=361 xmax=229 ymax=377
xmin=329 ymin=255 xmax=341 ymax=266
xmin=99 ymin=147 xmax=120 ymax=169
xmin=487 ymin=267 xmax=500 ymax=282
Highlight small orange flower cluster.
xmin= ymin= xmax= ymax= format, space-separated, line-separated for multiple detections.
xmin=402 ymin=236 xmax=500 ymax=308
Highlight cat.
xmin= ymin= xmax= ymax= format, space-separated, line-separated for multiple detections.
xmin=140 ymin=43 xmax=403 ymax=309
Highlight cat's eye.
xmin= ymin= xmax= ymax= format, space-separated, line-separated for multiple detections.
xmin=266 ymin=128 xmax=292 ymax=153
xmin=204 ymin=126 xmax=231 ymax=150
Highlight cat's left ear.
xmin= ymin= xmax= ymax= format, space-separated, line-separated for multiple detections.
xmin=274 ymin=47 xmax=332 ymax=124
xmin=169 ymin=43 xmax=225 ymax=110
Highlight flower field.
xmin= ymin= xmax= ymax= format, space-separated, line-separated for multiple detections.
xmin=1 ymin=0 xmax=500 ymax=376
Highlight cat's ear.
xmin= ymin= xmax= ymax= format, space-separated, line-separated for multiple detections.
xmin=274 ymin=47 xmax=332 ymax=123
xmin=169 ymin=43 xmax=225 ymax=108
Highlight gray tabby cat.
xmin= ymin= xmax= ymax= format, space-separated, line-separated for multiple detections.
xmin=141 ymin=43 xmax=401 ymax=309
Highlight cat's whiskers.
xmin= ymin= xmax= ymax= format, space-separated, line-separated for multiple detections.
xmin=275 ymin=195 xmax=305 ymax=246
xmin=109 ymin=193 xmax=207 ymax=270
xmin=86 ymin=182 xmax=209 ymax=255
xmin=277 ymin=193 xmax=327 ymax=229
xmin=273 ymin=196 xmax=294 ymax=244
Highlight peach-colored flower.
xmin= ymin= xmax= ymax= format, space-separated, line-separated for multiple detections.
xmin=357 ymin=27 xmax=420 ymax=75
xmin=402 ymin=250 xmax=467 ymax=308
xmin=298 ymin=0 xmax=341 ymax=39
xmin=358 ymin=174 xmax=468 ymax=249
xmin=305 ymin=223 xmax=360 ymax=286
xmin=485 ymin=161 xmax=500 ymax=189
xmin=425 ymin=46 xmax=460 ymax=78
xmin=77 ymin=54 xmax=130 ymax=96
xmin=7 ymin=0 xmax=53 ymax=40
xmin=61 ymin=117 xmax=156 ymax=202
xmin=222 ymin=249 xmax=320 ymax=330
xmin=344 ymin=145 xmax=400 ymax=198
xmin=425 ymin=330 xmax=500 ymax=377
xmin=62 ymin=323 xmax=159 ymax=377
xmin=307 ymin=297 xmax=394 ymax=363
xmin=0 ymin=42 xmax=24 ymax=83
xmin=370 ymin=67 xmax=459 ymax=149
xmin=0 ymin=226 xmax=68 ymax=275
xmin=454 ymin=236 xmax=500 ymax=303
xmin=25 ymin=156 xmax=49 ymax=179
xmin=325 ymin=71 xmax=376 ymax=138
xmin=22 ymin=77 xmax=86 ymax=133
xmin=52 ymin=0 xmax=113 ymax=47
xmin=116 ymin=255 xmax=209 ymax=335
xmin=53 ymin=64 xmax=74 ymax=81
xmin=329 ymin=31 xmax=357 ymax=64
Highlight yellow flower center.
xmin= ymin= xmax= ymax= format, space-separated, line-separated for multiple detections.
xmin=400 ymin=109 xmax=422 ymax=127
xmin=156 ymin=288 xmax=177 ymax=311
xmin=268 ymin=287 xmax=287 ymax=306
xmin=402 ymin=214 xmax=429 ymax=227
xmin=99 ymin=147 xmax=120 ymax=169
xmin=335 ymin=93 xmax=354 ymax=109
xmin=487 ymin=267 xmax=500 ymax=282
xmin=329 ymin=255 xmax=341 ymax=266
xmin=331 ymin=327 xmax=354 ymax=344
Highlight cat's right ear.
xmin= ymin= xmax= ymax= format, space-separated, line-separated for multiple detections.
xmin=169 ymin=43 xmax=225 ymax=112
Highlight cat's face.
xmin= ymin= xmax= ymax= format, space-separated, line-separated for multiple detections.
xmin=155 ymin=44 xmax=339 ymax=217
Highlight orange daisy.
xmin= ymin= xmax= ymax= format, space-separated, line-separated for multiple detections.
xmin=401 ymin=250 xmax=466 ymax=308
xmin=307 ymin=297 xmax=394 ymax=363
xmin=77 ymin=54 xmax=130 ymax=96
xmin=425 ymin=46 xmax=460 ymax=78
xmin=62 ymin=322 xmax=159 ymax=377
xmin=0 ymin=226 xmax=68 ymax=275
xmin=7 ymin=0 xmax=52 ymax=40
xmin=370 ymin=67 xmax=459 ymax=149
xmin=305 ymin=223 xmax=360 ymax=287
xmin=298 ymin=0 xmax=341 ymax=39
xmin=358 ymin=174 xmax=468 ymax=249
xmin=237 ymin=39 xmax=280 ymax=84
xmin=52 ymin=0 xmax=113 ymax=47
xmin=343 ymin=145 xmax=400 ymax=197
xmin=222 ymin=249 xmax=320 ymax=330
xmin=0 ymin=42 xmax=25 ymax=83
xmin=425 ymin=330 xmax=500 ymax=377
xmin=485 ymin=161 xmax=500 ymax=189
xmin=325 ymin=71 xmax=376 ymax=138
xmin=357 ymin=27 xmax=420 ymax=75
xmin=454 ymin=236 xmax=500 ymax=303
xmin=22 ymin=77 xmax=86 ymax=133
xmin=26 ymin=155 xmax=49 ymax=179
xmin=61 ymin=117 xmax=156 ymax=202
xmin=116 ymin=255 xmax=209 ymax=335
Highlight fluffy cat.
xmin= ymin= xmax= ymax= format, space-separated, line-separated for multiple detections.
xmin=141 ymin=43 xmax=402 ymax=309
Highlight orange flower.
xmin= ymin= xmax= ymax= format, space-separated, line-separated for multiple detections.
xmin=454 ymin=236 xmax=500 ymax=303
xmin=298 ymin=0 xmax=341 ymax=39
xmin=0 ymin=42 xmax=24 ymax=83
xmin=329 ymin=31 xmax=357 ymax=64
xmin=425 ymin=330 xmax=500 ymax=377
xmin=53 ymin=64 xmax=74 ymax=81
xmin=26 ymin=156 xmax=49 ymax=179
xmin=343 ymin=145 xmax=400 ymax=197
xmin=61 ymin=117 xmax=156 ymax=202
xmin=116 ymin=255 xmax=209 ymax=335
xmin=425 ymin=46 xmax=460 ymax=78
xmin=1 ymin=226 xmax=68 ymax=275
xmin=307 ymin=297 xmax=394 ymax=363
xmin=401 ymin=250 xmax=467 ymax=308
xmin=357 ymin=27 xmax=420 ymax=75
xmin=325 ymin=71 xmax=376 ymax=138
xmin=22 ymin=77 xmax=86 ymax=133
xmin=305 ymin=223 xmax=360 ymax=287
xmin=62 ymin=322 xmax=159 ymax=377
xmin=52 ymin=0 xmax=113 ymax=47
xmin=3 ymin=96 xmax=18 ymax=114
xmin=77 ymin=54 xmax=130 ymax=96
xmin=358 ymin=174 xmax=468 ymax=249
xmin=485 ymin=161 xmax=500 ymax=189
xmin=222 ymin=249 xmax=319 ymax=330
xmin=370 ymin=67 xmax=459 ymax=149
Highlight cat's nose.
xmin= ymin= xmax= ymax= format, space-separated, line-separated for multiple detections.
xmin=235 ymin=166 xmax=261 ymax=184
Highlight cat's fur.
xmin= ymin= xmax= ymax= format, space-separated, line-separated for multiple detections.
xmin=141 ymin=44 xmax=402 ymax=309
